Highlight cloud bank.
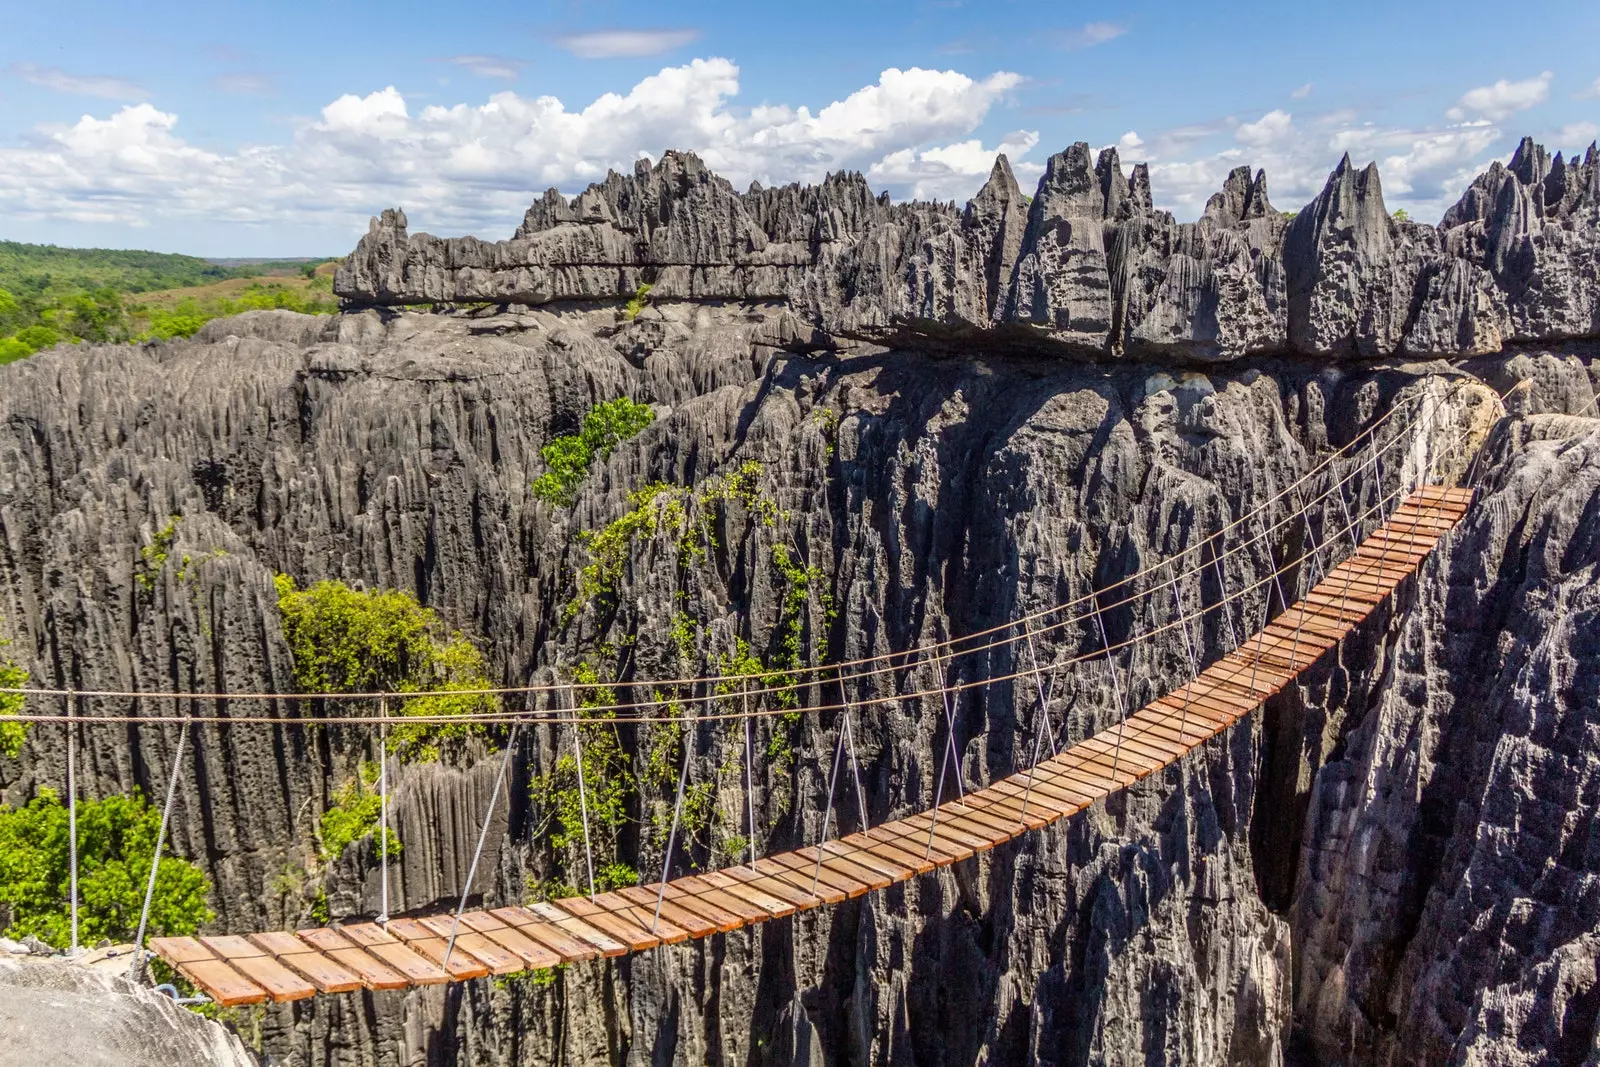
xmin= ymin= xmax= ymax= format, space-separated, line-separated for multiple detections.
xmin=0 ymin=59 xmax=1027 ymax=237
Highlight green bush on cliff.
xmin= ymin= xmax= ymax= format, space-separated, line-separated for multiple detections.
xmin=0 ymin=626 xmax=27 ymax=758
xmin=0 ymin=788 xmax=213 ymax=948
xmin=317 ymin=763 xmax=402 ymax=863
xmin=274 ymin=575 xmax=497 ymax=761
xmin=531 ymin=397 xmax=656 ymax=506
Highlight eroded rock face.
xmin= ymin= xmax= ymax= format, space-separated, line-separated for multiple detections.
xmin=0 ymin=957 xmax=257 ymax=1067
xmin=0 ymin=300 xmax=1597 ymax=1066
xmin=337 ymin=138 xmax=1600 ymax=363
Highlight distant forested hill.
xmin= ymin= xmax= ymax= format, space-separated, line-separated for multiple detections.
xmin=0 ymin=241 xmax=339 ymax=365
xmin=0 ymin=241 xmax=243 ymax=296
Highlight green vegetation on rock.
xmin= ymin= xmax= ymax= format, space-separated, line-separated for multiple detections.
xmin=274 ymin=575 xmax=497 ymax=761
xmin=317 ymin=763 xmax=401 ymax=863
xmin=0 ymin=624 xmax=27 ymax=759
xmin=0 ymin=788 xmax=213 ymax=949
xmin=532 ymin=397 xmax=656 ymax=506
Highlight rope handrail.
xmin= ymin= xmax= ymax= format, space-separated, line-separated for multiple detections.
xmin=0 ymin=377 xmax=1485 ymax=710
xmin=0 ymin=473 xmax=1455 ymax=728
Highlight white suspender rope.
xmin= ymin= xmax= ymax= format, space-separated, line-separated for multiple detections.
xmin=129 ymin=711 xmax=189 ymax=981
xmin=743 ymin=671 xmax=758 ymax=872
xmin=66 ymin=690 xmax=78 ymax=954
xmin=443 ymin=719 xmax=521 ymax=972
xmin=1091 ymin=603 xmax=1134 ymax=784
xmin=569 ymin=684 xmax=597 ymax=901
xmin=652 ymin=688 xmax=699 ymax=933
xmin=810 ymin=707 xmax=849 ymax=898
xmin=377 ymin=695 xmax=390 ymax=925
xmin=923 ymin=652 xmax=961 ymax=861
xmin=936 ymin=652 xmax=965 ymax=802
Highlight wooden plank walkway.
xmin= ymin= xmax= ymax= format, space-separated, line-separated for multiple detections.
xmin=152 ymin=487 xmax=1474 ymax=1005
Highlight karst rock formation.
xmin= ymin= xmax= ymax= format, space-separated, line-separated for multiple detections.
xmin=0 ymin=136 xmax=1598 ymax=1066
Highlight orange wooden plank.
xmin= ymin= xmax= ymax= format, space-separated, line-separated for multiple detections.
xmin=199 ymin=934 xmax=265 ymax=960
xmin=557 ymin=894 xmax=686 ymax=949
xmin=668 ymin=875 xmax=774 ymax=925
xmin=414 ymin=919 xmax=525 ymax=975
xmin=488 ymin=907 xmax=601 ymax=962
xmin=279 ymin=952 xmax=364 ymax=995
xmin=618 ymin=883 xmax=741 ymax=934
xmin=324 ymin=947 xmax=410 ymax=991
xmin=338 ymin=923 xmax=451 ymax=984
xmin=698 ymin=869 xmax=796 ymax=918
xmin=525 ymin=901 xmax=631 ymax=957
xmin=457 ymin=912 xmax=566 ymax=970
xmin=149 ymin=936 xmax=214 ymax=965
xmin=176 ymin=958 xmax=268 ymax=1007
xmin=839 ymin=831 xmax=938 ymax=876
xmin=228 ymin=953 xmax=318 ymax=1002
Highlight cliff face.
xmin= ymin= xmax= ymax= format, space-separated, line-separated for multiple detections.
xmin=2 ymin=139 xmax=1600 ymax=1066
xmin=336 ymin=138 xmax=1600 ymax=364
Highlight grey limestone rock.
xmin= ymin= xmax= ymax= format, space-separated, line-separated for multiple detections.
xmin=336 ymin=138 xmax=1600 ymax=364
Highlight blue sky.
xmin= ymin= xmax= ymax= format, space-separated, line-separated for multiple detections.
xmin=1 ymin=0 xmax=1596 ymax=256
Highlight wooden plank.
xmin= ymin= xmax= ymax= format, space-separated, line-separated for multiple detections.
xmin=793 ymin=845 xmax=894 ymax=892
xmin=277 ymin=952 xmax=364 ymax=995
xmin=382 ymin=919 xmax=492 ymax=981
xmin=895 ymin=810 xmax=991 ymax=854
xmin=700 ymin=869 xmax=797 ymax=918
xmin=228 ymin=953 xmax=318 ymax=1002
xmin=821 ymin=838 xmax=916 ymax=883
xmin=840 ymin=831 xmax=938 ymax=876
xmin=617 ymin=884 xmax=740 ymax=934
xmin=757 ymin=859 xmax=850 ymax=905
xmin=456 ymin=918 xmax=565 ymax=970
xmin=942 ymin=802 xmax=1025 ymax=842
xmin=322 ymin=947 xmax=409 ymax=991
xmin=669 ymin=874 xmax=775 ymax=925
xmin=605 ymin=888 xmax=720 ymax=940
xmin=525 ymin=901 xmax=630 ymax=958
xmin=413 ymin=920 xmax=525 ymax=975
xmin=550 ymin=902 xmax=668 ymax=953
xmin=149 ymin=936 xmax=215 ymax=966
xmin=865 ymin=823 xmax=964 ymax=866
xmin=339 ymin=923 xmax=453 ymax=984
xmin=176 ymin=958 xmax=268 ymax=1007
xmin=487 ymin=907 xmax=600 ymax=963
xmin=561 ymin=894 xmax=690 ymax=949
xmin=199 ymin=934 xmax=265 ymax=960
xmin=247 ymin=931 xmax=313 ymax=957
xmin=293 ymin=928 xmax=354 ymax=953
xmin=730 ymin=861 xmax=838 ymax=909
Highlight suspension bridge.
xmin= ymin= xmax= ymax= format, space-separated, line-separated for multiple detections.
xmin=1 ymin=382 xmax=1496 ymax=1008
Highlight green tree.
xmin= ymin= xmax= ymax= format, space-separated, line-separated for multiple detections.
xmin=317 ymin=764 xmax=401 ymax=863
xmin=1393 ymin=208 xmax=1411 ymax=223
xmin=274 ymin=575 xmax=497 ymax=761
xmin=0 ymin=788 xmax=213 ymax=948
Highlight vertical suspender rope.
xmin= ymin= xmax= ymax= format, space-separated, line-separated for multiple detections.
xmin=936 ymin=653 xmax=965 ymax=801
xmin=743 ymin=671 xmax=758 ymax=872
xmin=377 ymin=696 xmax=390 ymax=925
xmin=1024 ymin=623 xmax=1059 ymax=759
xmin=1018 ymin=622 xmax=1058 ymax=823
xmin=569 ymin=684 xmax=597 ymax=901
xmin=444 ymin=720 xmax=522 ymax=972
xmin=652 ymin=688 xmax=699 ymax=933
xmin=844 ymin=706 xmax=867 ymax=832
xmin=1210 ymin=534 xmax=1242 ymax=653
xmin=809 ymin=708 xmax=849 ymax=898
xmin=129 ymin=712 xmax=189 ymax=981
xmin=1091 ymin=603 xmax=1134 ymax=785
xmin=1169 ymin=577 xmax=1202 ymax=745
xmin=923 ymin=652 xmax=961 ymax=861
xmin=66 ymin=690 xmax=78 ymax=954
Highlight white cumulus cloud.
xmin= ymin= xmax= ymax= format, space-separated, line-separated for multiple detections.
xmin=1448 ymin=71 xmax=1552 ymax=122
xmin=1236 ymin=110 xmax=1292 ymax=146
xmin=0 ymin=59 xmax=1031 ymax=239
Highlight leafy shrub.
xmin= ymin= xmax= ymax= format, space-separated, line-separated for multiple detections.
xmin=623 ymin=282 xmax=654 ymax=321
xmin=0 ymin=623 xmax=27 ymax=759
xmin=317 ymin=763 xmax=401 ymax=862
xmin=0 ymin=788 xmax=213 ymax=948
xmin=274 ymin=575 xmax=497 ymax=761
xmin=531 ymin=397 xmax=656 ymax=506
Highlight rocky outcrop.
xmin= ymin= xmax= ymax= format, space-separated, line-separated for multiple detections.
xmin=337 ymin=137 xmax=1600 ymax=363
xmin=0 ymin=956 xmax=257 ymax=1067
xmin=3 ymin=281 xmax=1599 ymax=1064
